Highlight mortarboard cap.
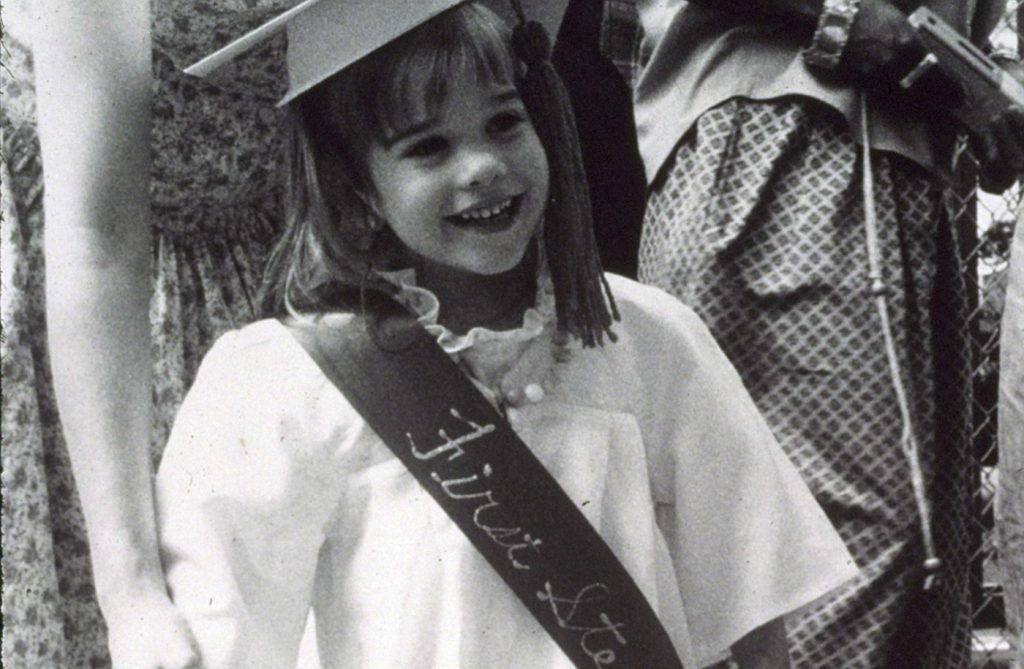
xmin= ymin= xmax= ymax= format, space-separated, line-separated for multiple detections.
xmin=185 ymin=0 xmax=471 ymax=106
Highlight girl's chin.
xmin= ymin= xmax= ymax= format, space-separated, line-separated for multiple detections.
xmin=467 ymin=240 xmax=539 ymax=275
xmin=415 ymin=242 xmax=537 ymax=279
xmin=447 ymin=254 xmax=528 ymax=277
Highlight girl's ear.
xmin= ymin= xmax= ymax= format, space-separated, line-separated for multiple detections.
xmin=353 ymin=190 xmax=391 ymax=255
xmin=315 ymin=149 xmax=381 ymax=224
xmin=358 ymin=190 xmax=386 ymax=227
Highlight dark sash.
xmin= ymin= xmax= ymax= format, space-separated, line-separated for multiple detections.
xmin=286 ymin=306 xmax=683 ymax=668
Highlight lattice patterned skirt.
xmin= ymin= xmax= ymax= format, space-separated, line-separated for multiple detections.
xmin=639 ymin=97 xmax=974 ymax=668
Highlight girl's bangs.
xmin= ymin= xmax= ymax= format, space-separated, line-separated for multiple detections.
xmin=370 ymin=4 xmax=519 ymax=140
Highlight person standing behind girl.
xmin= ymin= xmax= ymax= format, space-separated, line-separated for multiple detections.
xmin=156 ymin=3 xmax=857 ymax=667
xmin=5 ymin=1 xmax=285 ymax=667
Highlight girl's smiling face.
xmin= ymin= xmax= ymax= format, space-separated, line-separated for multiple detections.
xmin=367 ymin=74 xmax=549 ymax=276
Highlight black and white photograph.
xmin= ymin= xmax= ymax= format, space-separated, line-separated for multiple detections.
xmin=2 ymin=0 xmax=1023 ymax=667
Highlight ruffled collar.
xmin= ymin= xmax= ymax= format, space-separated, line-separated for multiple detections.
xmin=382 ymin=268 xmax=555 ymax=355
xmin=380 ymin=268 xmax=560 ymax=400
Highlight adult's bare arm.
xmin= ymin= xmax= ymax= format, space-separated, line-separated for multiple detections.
xmin=691 ymin=0 xmax=1022 ymax=188
xmin=682 ymin=0 xmax=932 ymax=86
xmin=33 ymin=2 xmax=200 ymax=667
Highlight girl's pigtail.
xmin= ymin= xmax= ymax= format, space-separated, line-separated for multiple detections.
xmin=508 ymin=0 xmax=618 ymax=348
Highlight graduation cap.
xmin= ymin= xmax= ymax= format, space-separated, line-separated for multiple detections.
xmin=186 ymin=0 xmax=474 ymax=106
xmin=187 ymin=0 xmax=618 ymax=345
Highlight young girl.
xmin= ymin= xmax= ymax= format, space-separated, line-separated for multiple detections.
xmin=156 ymin=2 xmax=857 ymax=667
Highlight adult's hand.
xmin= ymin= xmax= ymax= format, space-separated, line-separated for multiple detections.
xmin=838 ymin=0 xmax=925 ymax=84
xmin=836 ymin=0 xmax=963 ymax=112
xmin=975 ymin=61 xmax=1024 ymax=193
xmin=105 ymin=589 xmax=202 ymax=669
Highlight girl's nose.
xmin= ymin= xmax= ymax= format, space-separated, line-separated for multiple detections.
xmin=458 ymin=148 xmax=507 ymax=189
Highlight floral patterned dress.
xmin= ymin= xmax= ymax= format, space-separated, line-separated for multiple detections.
xmin=1 ymin=2 xmax=288 ymax=666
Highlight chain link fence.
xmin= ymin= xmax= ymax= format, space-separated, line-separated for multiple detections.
xmin=963 ymin=3 xmax=1023 ymax=665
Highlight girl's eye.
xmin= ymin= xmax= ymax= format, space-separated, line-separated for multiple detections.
xmin=488 ymin=111 xmax=527 ymax=136
xmin=403 ymin=136 xmax=449 ymax=159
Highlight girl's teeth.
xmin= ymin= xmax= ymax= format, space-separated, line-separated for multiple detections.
xmin=459 ymin=199 xmax=511 ymax=221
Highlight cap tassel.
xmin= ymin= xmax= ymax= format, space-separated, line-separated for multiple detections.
xmin=508 ymin=1 xmax=618 ymax=347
